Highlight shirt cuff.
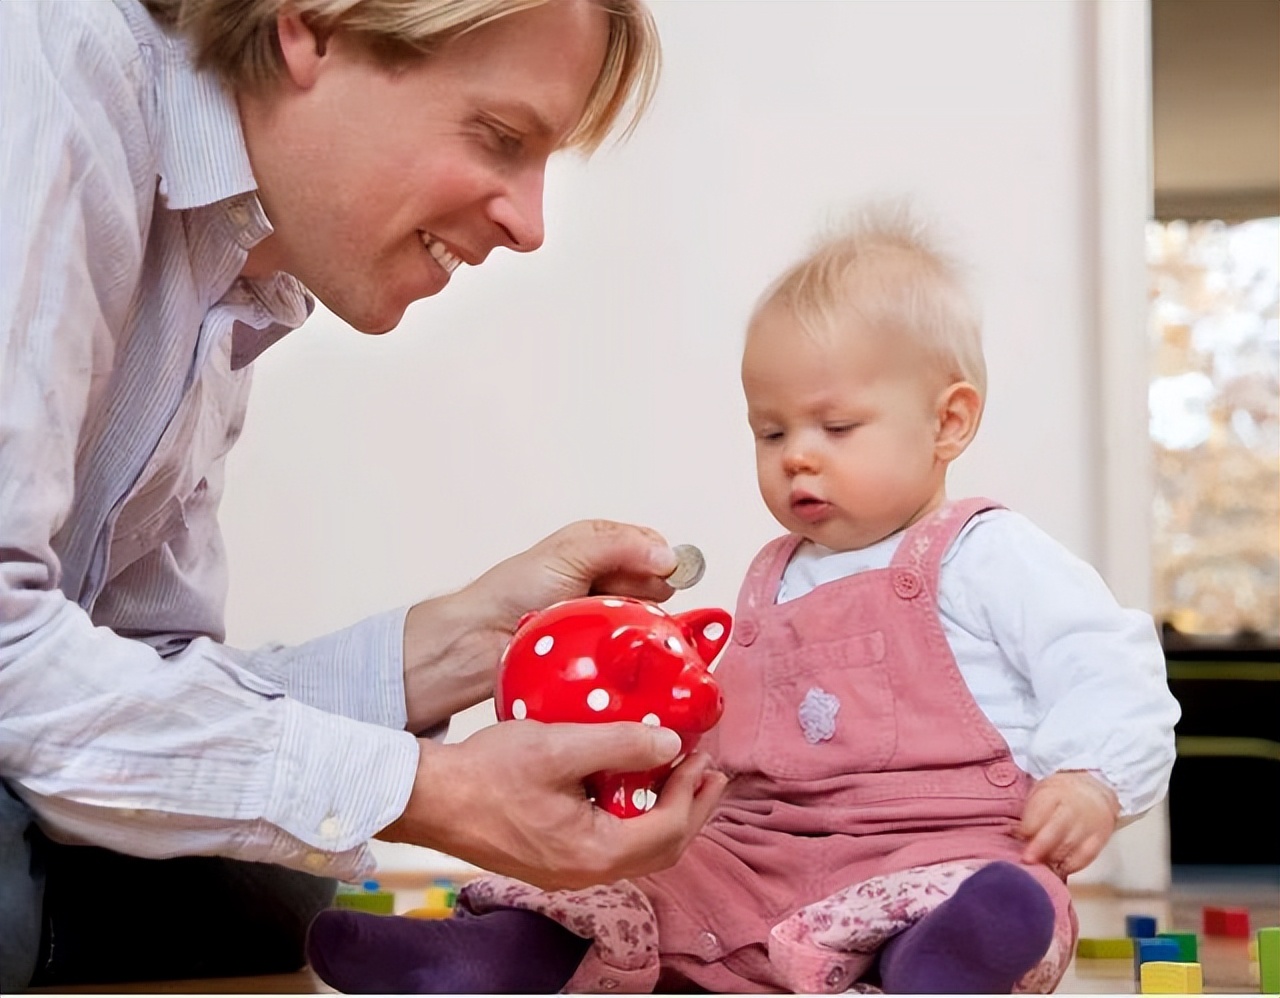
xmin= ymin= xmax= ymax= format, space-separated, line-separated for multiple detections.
xmin=236 ymin=606 xmax=411 ymax=731
xmin=249 ymin=698 xmax=421 ymax=880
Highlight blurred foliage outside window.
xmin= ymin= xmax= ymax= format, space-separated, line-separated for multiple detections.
xmin=1148 ymin=217 xmax=1279 ymax=637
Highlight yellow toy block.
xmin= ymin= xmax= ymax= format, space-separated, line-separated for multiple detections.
xmin=1077 ymin=936 xmax=1135 ymax=959
xmin=1140 ymin=960 xmax=1203 ymax=994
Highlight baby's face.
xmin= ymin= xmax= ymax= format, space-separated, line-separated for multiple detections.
xmin=742 ymin=301 xmax=949 ymax=551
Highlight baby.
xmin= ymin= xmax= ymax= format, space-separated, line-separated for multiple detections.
xmin=305 ymin=202 xmax=1181 ymax=994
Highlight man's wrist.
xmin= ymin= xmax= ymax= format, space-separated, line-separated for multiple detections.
xmin=402 ymin=590 xmax=506 ymax=732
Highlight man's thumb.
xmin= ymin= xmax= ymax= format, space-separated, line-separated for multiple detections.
xmin=561 ymin=721 xmax=683 ymax=774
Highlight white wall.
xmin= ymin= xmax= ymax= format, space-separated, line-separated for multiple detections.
xmin=220 ymin=0 xmax=1162 ymax=887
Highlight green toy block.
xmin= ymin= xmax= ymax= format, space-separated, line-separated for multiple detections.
xmin=333 ymin=890 xmax=395 ymax=914
xmin=1076 ymin=936 xmax=1135 ymax=959
xmin=1156 ymin=931 xmax=1198 ymax=962
xmin=1259 ymin=926 xmax=1280 ymax=994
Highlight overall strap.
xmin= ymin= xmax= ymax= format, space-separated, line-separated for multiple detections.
xmin=888 ymin=498 xmax=1005 ymax=596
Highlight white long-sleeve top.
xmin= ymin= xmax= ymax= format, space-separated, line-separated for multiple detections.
xmin=0 ymin=1 xmax=420 ymax=879
xmin=776 ymin=508 xmax=1181 ymax=818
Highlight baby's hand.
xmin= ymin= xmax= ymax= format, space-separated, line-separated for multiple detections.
xmin=1017 ymin=770 xmax=1120 ymax=876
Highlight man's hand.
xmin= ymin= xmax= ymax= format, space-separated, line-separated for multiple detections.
xmin=1017 ymin=770 xmax=1120 ymax=876
xmin=378 ymin=719 xmax=728 ymax=890
xmin=401 ymin=520 xmax=681 ymax=732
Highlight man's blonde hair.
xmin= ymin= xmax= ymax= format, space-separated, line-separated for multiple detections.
xmin=754 ymin=200 xmax=987 ymax=398
xmin=141 ymin=0 xmax=660 ymax=152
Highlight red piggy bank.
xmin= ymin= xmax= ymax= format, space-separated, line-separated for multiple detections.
xmin=495 ymin=595 xmax=731 ymax=818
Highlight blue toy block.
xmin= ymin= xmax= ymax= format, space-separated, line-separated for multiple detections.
xmin=1133 ymin=938 xmax=1182 ymax=978
xmin=1126 ymin=914 xmax=1159 ymax=938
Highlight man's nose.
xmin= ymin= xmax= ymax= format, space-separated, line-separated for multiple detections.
xmin=491 ymin=166 xmax=546 ymax=253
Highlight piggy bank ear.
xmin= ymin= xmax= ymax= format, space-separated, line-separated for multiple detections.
xmin=674 ymin=608 xmax=732 ymax=666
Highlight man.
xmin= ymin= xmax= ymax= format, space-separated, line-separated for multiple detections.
xmin=0 ymin=0 xmax=725 ymax=988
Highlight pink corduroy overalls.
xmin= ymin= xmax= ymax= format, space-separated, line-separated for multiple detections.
xmin=461 ymin=499 xmax=1077 ymax=993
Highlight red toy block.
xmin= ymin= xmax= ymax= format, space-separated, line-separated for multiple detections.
xmin=1202 ymin=905 xmax=1250 ymax=938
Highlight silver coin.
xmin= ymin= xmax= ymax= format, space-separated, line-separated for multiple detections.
xmin=666 ymin=544 xmax=706 ymax=590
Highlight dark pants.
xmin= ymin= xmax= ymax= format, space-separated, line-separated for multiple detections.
xmin=0 ymin=781 xmax=336 ymax=992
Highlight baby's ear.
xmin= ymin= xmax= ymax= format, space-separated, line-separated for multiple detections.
xmin=934 ymin=381 xmax=983 ymax=462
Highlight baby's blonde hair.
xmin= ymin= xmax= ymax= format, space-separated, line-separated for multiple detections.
xmin=754 ymin=200 xmax=987 ymax=398
xmin=141 ymin=0 xmax=659 ymax=153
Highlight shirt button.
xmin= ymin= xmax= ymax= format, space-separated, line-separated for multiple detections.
xmin=303 ymin=852 xmax=329 ymax=871
xmin=227 ymin=200 xmax=251 ymax=227
xmin=734 ymin=620 xmax=758 ymax=646
xmin=319 ymin=816 xmax=342 ymax=840
xmin=892 ymin=569 xmax=923 ymax=600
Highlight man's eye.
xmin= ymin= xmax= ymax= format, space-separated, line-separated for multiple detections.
xmin=486 ymin=123 xmax=523 ymax=155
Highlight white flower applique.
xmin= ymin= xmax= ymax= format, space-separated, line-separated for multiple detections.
xmin=798 ymin=686 xmax=840 ymax=744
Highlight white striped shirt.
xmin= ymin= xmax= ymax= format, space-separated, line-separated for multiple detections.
xmin=1 ymin=0 xmax=419 ymax=879
xmin=777 ymin=509 xmax=1182 ymax=817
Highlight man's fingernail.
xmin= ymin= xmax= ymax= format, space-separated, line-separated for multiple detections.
xmin=653 ymin=728 xmax=682 ymax=758
xmin=649 ymin=545 xmax=676 ymax=574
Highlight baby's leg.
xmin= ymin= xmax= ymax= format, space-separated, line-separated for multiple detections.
xmin=876 ymin=861 xmax=1054 ymax=994
xmin=305 ymin=907 xmax=589 ymax=994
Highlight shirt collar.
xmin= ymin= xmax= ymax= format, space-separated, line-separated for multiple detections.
xmin=120 ymin=0 xmax=259 ymax=211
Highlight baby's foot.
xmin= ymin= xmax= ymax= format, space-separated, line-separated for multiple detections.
xmin=876 ymin=861 xmax=1055 ymax=994
xmin=305 ymin=906 xmax=591 ymax=994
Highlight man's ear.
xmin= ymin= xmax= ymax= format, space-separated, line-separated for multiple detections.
xmin=934 ymin=381 xmax=983 ymax=462
xmin=276 ymin=11 xmax=328 ymax=90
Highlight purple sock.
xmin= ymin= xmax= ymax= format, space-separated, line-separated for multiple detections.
xmin=876 ymin=861 xmax=1055 ymax=994
xmin=305 ymin=907 xmax=591 ymax=994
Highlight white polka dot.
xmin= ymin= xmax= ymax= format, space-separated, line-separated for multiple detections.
xmin=666 ymin=636 xmax=683 ymax=653
xmin=603 ymin=599 xmax=624 ymax=607
xmin=511 ymin=699 xmax=527 ymax=720
xmin=644 ymin=789 xmax=658 ymax=810
xmin=587 ymin=688 xmax=610 ymax=711
xmin=702 ymin=621 xmax=725 ymax=641
xmin=645 ymin=604 xmax=664 ymax=616
xmin=641 ymin=712 xmax=660 ymax=726
xmin=534 ymin=635 xmax=554 ymax=656
xmin=632 ymin=788 xmax=649 ymax=810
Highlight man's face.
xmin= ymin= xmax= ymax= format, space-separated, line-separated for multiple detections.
xmin=241 ymin=0 xmax=610 ymax=333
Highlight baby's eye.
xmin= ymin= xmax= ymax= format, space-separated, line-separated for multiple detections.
xmin=755 ymin=429 xmax=784 ymax=442
xmin=824 ymin=423 xmax=858 ymax=435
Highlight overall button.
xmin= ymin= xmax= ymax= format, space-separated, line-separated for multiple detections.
xmin=892 ymin=569 xmax=923 ymax=600
xmin=699 ymin=930 xmax=720 ymax=958
xmin=985 ymin=761 xmax=1018 ymax=787
xmin=733 ymin=620 xmax=758 ymax=646
xmin=597 ymin=978 xmax=619 ymax=990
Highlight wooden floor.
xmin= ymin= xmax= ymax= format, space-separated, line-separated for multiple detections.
xmin=28 ymin=866 xmax=1279 ymax=994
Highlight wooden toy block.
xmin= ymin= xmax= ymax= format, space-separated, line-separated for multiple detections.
xmin=1259 ymin=926 xmax=1280 ymax=994
xmin=1134 ymin=938 xmax=1183 ymax=977
xmin=1156 ymin=931 xmax=1198 ymax=962
xmin=1127 ymin=914 xmax=1159 ymax=938
xmin=333 ymin=890 xmax=395 ymax=914
xmin=1202 ymin=904 xmax=1251 ymax=937
xmin=1139 ymin=960 xmax=1203 ymax=994
xmin=1077 ymin=937 xmax=1135 ymax=959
